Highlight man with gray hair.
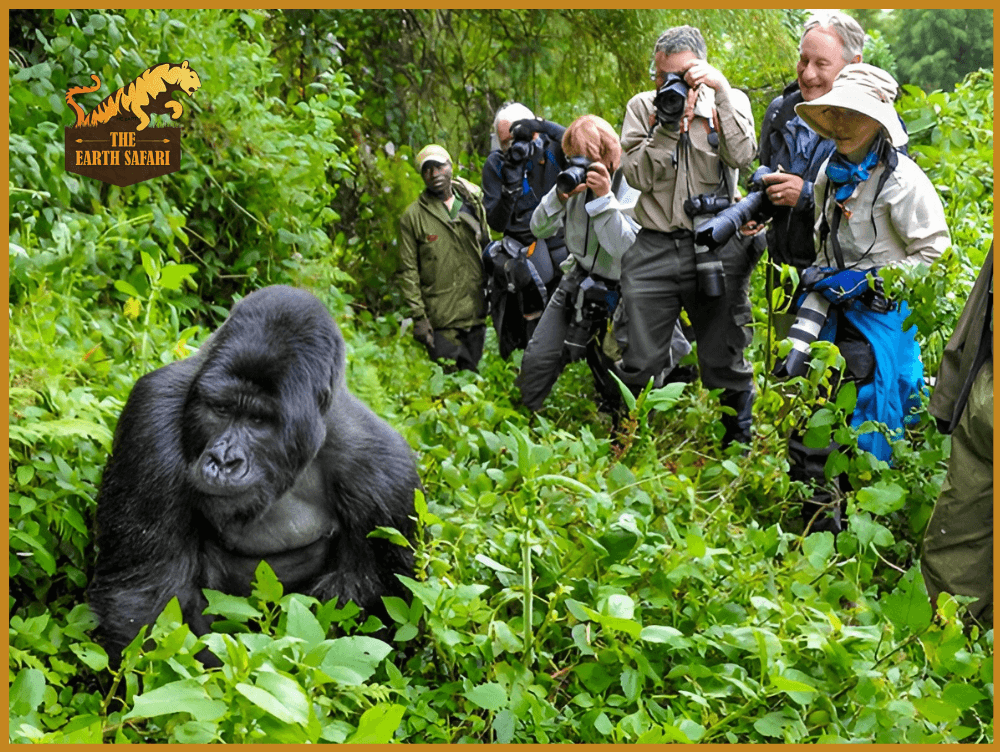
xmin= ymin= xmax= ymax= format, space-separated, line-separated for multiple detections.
xmin=481 ymin=102 xmax=569 ymax=356
xmin=753 ymin=10 xmax=865 ymax=268
xmin=616 ymin=25 xmax=758 ymax=448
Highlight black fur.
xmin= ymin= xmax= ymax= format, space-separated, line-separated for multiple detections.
xmin=88 ymin=286 xmax=418 ymax=662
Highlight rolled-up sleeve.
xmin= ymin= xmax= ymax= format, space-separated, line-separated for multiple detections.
xmin=713 ymin=86 xmax=757 ymax=170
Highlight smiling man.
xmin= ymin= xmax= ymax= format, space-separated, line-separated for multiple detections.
xmin=755 ymin=11 xmax=865 ymax=269
xmin=398 ymin=144 xmax=490 ymax=371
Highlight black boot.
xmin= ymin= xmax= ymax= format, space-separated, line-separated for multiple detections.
xmin=720 ymin=389 xmax=754 ymax=448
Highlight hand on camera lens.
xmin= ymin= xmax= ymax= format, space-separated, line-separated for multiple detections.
xmin=761 ymin=173 xmax=805 ymax=208
xmin=814 ymin=268 xmax=874 ymax=305
xmin=509 ymin=119 xmax=536 ymax=142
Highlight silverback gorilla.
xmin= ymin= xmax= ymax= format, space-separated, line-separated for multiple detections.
xmin=89 ymin=286 xmax=419 ymax=662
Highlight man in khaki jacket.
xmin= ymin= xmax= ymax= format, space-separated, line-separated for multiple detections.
xmin=616 ymin=25 xmax=759 ymax=447
xmin=399 ymin=144 xmax=489 ymax=371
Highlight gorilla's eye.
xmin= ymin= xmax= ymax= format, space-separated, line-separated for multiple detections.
xmin=210 ymin=403 xmax=231 ymax=417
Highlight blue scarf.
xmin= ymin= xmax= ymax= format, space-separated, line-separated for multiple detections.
xmin=826 ymin=146 xmax=880 ymax=202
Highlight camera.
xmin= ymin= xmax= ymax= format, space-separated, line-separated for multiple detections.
xmin=563 ymin=276 xmax=610 ymax=362
xmin=506 ymin=120 xmax=535 ymax=164
xmin=556 ymin=156 xmax=592 ymax=195
xmin=684 ymin=193 xmax=731 ymax=218
xmin=654 ymin=73 xmax=690 ymax=126
xmin=684 ymin=191 xmax=733 ymax=298
xmin=693 ymin=166 xmax=776 ymax=252
xmin=772 ymin=290 xmax=832 ymax=378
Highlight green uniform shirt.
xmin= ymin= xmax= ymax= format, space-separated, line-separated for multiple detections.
xmin=399 ymin=176 xmax=488 ymax=329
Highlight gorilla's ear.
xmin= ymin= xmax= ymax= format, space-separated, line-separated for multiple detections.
xmin=318 ymin=387 xmax=332 ymax=414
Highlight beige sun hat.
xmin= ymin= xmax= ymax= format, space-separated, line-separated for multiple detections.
xmin=416 ymin=144 xmax=451 ymax=170
xmin=795 ymin=63 xmax=908 ymax=148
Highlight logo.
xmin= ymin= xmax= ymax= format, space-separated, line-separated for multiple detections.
xmin=426 ymin=234 xmax=438 ymax=242
xmin=64 ymin=61 xmax=201 ymax=186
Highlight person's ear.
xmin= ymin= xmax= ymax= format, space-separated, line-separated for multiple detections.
xmin=851 ymin=54 xmax=862 ymax=64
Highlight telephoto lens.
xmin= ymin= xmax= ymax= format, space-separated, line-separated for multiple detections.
xmin=773 ymin=291 xmax=832 ymax=378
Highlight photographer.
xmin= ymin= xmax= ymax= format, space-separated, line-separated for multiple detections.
xmin=785 ymin=64 xmax=950 ymax=533
xmin=616 ymin=25 xmax=758 ymax=448
xmin=514 ymin=115 xmax=639 ymax=415
xmin=481 ymin=103 xmax=569 ymax=357
xmin=751 ymin=11 xmax=865 ymax=270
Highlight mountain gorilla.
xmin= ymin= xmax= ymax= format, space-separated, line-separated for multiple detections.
xmin=89 ymin=285 xmax=419 ymax=663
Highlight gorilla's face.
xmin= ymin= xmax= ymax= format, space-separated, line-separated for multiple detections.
xmin=182 ymin=287 xmax=340 ymax=530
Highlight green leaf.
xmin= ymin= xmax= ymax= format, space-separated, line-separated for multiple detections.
xmin=285 ymin=598 xmax=325 ymax=650
xmin=942 ymin=682 xmax=987 ymax=710
xmin=594 ymin=711 xmax=614 ymax=735
xmin=125 ymin=680 xmax=227 ymax=722
xmin=256 ymin=671 xmax=312 ymax=726
xmin=834 ymin=380 xmax=858 ymax=411
xmin=464 ymin=682 xmax=507 ymax=712
xmin=367 ymin=525 xmax=412 ymax=548
xmin=646 ymin=381 xmax=686 ymax=411
xmin=881 ymin=565 xmax=932 ymax=633
xmin=856 ymin=481 xmax=906 ymax=515
xmin=235 ymin=682 xmax=298 ymax=724
xmin=10 ymin=668 xmax=45 ymax=715
xmin=686 ymin=532 xmax=706 ymax=558
xmin=157 ymin=263 xmax=197 ymax=291
xmin=605 ymin=593 xmax=635 ymax=619
xmin=70 ymin=641 xmax=109 ymax=671
xmin=639 ymin=625 xmax=691 ymax=649
xmin=202 ymin=590 xmax=262 ymax=621
xmin=475 ymin=553 xmax=516 ymax=574
xmin=493 ymin=708 xmax=516 ymax=743
xmin=319 ymin=636 xmax=392 ymax=685
xmin=346 ymin=703 xmax=406 ymax=743
xmin=754 ymin=711 xmax=795 ymax=738
xmin=913 ymin=696 xmax=961 ymax=724
xmin=383 ymin=596 xmax=411 ymax=624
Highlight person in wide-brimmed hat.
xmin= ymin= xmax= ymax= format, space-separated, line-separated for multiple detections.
xmin=780 ymin=63 xmax=951 ymax=535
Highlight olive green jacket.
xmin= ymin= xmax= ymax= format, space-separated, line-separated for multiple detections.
xmin=928 ymin=244 xmax=993 ymax=432
xmin=398 ymin=177 xmax=488 ymax=330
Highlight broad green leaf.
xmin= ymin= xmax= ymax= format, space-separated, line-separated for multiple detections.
xmin=202 ymin=590 xmax=262 ymax=621
xmin=856 ymin=481 xmax=906 ymax=515
xmin=320 ymin=636 xmax=392 ymax=685
xmin=639 ymin=625 xmax=691 ymax=648
xmin=256 ymin=671 xmax=312 ymax=726
xmin=475 ymin=553 xmax=516 ymax=574
xmin=10 ymin=668 xmax=45 ymax=715
xmin=493 ymin=709 xmax=516 ymax=743
xmin=881 ymin=565 xmax=932 ymax=633
xmin=236 ymin=682 xmax=298 ymax=724
xmin=125 ymin=680 xmax=227 ymax=722
xmin=285 ymin=598 xmax=325 ymax=649
xmin=913 ymin=696 xmax=961 ymax=724
xmin=464 ymin=682 xmax=507 ymax=711
xmin=158 ymin=263 xmax=197 ymax=291
xmin=70 ymin=641 xmax=108 ymax=671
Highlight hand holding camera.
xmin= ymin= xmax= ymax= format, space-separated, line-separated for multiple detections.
xmin=761 ymin=172 xmax=805 ymax=208
xmin=555 ymin=158 xmax=612 ymax=201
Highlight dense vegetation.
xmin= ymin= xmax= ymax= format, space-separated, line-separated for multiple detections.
xmin=8 ymin=9 xmax=994 ymax=743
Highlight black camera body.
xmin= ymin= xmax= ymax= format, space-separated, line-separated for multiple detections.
xmin=506 ymin=120 xmax=535 ymax=165
xmin=654 ymin=73 xmax=690 ymax=127
xmin=693 ymin=165 xmax=776 ymax=252
xmin=684 ymin=193 xmax=731 ymax=218
xmin=563 ymin=276 xmax=610 ymax=362
xmin=556 ymin=156 xmax=592 ymax=195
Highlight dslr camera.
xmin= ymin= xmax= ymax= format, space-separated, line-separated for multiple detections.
xmin=693 ymin=165 xmax=776 ymax=252
xmin=684 ymin=191 xmax=733 ymax=298
xmin=654 ymin=73 xmax=689 ymax=127
xmin=563 ymin=276 xmax=611 ymax=362
xmin=506 ymin=120 xmax=535 ymax=165
xmin=556 ymin=156 xmax=592 ymax=195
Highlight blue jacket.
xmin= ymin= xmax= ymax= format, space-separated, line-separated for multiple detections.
xmin=758 ymin=81 xmax=837 ymax=268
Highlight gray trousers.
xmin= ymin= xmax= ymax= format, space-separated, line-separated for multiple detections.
xmin=617 ymin=229 xmax=757 ymax=393
xmin=515 ymin=264 xmax=616 ymax=411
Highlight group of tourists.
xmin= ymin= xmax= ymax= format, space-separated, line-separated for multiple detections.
xmin=395 ymin=12 xmax=992 ymax=625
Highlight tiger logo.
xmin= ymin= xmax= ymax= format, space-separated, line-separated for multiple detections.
xmin=65 ymin=61 xmax=201 ymax=132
